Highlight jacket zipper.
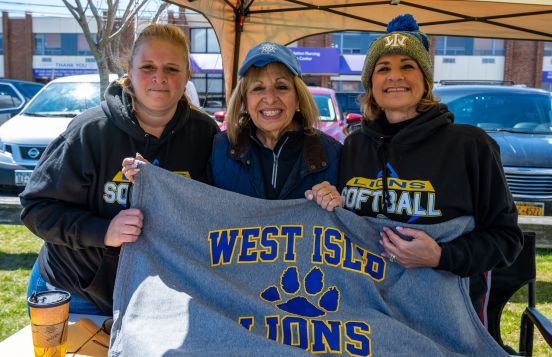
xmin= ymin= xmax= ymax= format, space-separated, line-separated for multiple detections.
xmin=271 ymin=136 xmax=290 ymax=188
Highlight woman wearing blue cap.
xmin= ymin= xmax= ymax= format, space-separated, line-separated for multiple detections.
xmin=338 ymin=14 xmax=523 ymax=326
xmin=209 ymin=41 xmax=342 ymax=209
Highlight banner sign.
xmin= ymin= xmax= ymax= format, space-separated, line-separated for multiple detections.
xmin=290 ymin=47 xmax=340 ymax=74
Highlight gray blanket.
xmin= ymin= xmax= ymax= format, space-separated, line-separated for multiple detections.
xmin=109 ymin=164 xmax=507 ymax=356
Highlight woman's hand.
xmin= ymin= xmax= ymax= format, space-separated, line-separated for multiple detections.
xmin=380 ymin=226 xmax=442 ymax=268
xmin=104 ymin=208 xmax=144 ymax=247
xmin=305 ymin=181 xmax=343 ymax=212
xmin=121 ymin=153 xmax=148 ymax=183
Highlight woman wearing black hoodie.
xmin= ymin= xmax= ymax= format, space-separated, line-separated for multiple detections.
xmin=338 ymin=15 xmax=522 ymax=325
xmin=21 ymin=24 xmax=219 ymax=315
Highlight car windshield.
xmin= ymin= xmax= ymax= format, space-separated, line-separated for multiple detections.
xmin=312 ymin=94 xmax=337 ymax=122
xmin=436 ymin=90 xmax=552 ymax=133
xmin=23 ymin=82 xmax=101 ymax=117
xmin=336 ymin=92 xmax=363 ymax=114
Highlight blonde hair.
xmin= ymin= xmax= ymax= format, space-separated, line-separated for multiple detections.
xmin=118 ymin=23 xmax=191 ymax=111
xmin=226 ymin=63 xmax=319 ymax=145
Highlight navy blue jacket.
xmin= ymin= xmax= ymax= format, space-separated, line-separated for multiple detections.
xmin=211 ymin=129 xmax=341 ymax=199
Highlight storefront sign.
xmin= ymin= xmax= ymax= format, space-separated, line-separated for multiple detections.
xmin=32 ymin=56 xmax=98 ymax=79
xmin=290 ymin=48 xmax=340 ymax=74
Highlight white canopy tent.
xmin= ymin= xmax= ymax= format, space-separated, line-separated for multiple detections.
xmin=167 ymin=0 xmax=552 ymax=97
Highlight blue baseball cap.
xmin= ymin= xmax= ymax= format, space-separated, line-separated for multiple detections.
xmin=238 ymin=42 xmax=302 ymax=78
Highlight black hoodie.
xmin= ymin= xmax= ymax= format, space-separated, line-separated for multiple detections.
xmin=20 ymin=81 xmax=219 ymax=314
xmin=339 ymin=104 xmax=522 ymax=280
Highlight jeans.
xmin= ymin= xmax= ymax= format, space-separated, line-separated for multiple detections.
xmin=27 ymin=259 xmax=104 ymax=316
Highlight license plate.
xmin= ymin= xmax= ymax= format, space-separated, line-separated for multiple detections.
xmin=515 ymin=201 xmax=544 ymax=216
xmin=14 ymin=170 xmax=33 ymax=186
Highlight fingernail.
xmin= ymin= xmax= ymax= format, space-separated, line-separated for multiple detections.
xmin=396 ymin=226 xmax=403 ymax=231
xmin=379 ymin=239 xmax=383 ymax=245
xmin=307 ymin=194 xmax=313 ymax=200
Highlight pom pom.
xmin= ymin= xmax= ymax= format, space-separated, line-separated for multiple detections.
xmin=386 ymin=14 xmax=419 ymax=33
xmin=420 ymin=34 xmax=430 ymax=51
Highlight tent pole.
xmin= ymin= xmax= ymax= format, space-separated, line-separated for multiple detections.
xmin=232 ymin=1 xmax=246 ymax=90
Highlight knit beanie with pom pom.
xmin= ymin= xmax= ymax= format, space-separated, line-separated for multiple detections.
xmin=361 ymin=14 xmax=432 ymax=91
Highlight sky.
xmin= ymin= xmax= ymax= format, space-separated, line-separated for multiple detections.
xmin=0 ymin=0 xmax=71 ymax=16
xmin=0 ymin=0 xmax=175 ymax=18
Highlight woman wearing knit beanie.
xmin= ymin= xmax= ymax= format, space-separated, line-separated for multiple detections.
xmin=338 ymin=14 xmax=522 ymax=335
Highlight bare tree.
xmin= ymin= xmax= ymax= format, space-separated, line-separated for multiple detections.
xmin=62 ymin=0 xmax=169 ymax=96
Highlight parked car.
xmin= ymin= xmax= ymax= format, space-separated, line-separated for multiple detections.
xmin=0 ymin=79 xmax=44 ymax=126
xmin=335 ymin=91 xmax=363 ymax=116
xmin=308 ymin=86 xmax=348 ymax=142
xmin=0 ymin=74 xmax=117 ymax=191
xmin=336 ymin=91 xmax=364 ymax=133
xmin=433 ymin=84 xmax=552 ymax=220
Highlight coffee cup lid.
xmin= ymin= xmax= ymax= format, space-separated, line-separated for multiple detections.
xmin=28 ymin=290 xmax=71 ymax=308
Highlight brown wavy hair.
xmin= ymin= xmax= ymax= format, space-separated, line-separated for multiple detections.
xmin=117 ymin=23 xmax=191 ymax=111
xmin=226 ymin=63 xmax=319 ymax=145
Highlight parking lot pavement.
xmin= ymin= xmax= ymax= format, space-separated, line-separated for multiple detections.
xmin=0 ymin=192 xmax=550 ymax=247
xmin=519 ymin=216 xmax=552 ymax=248
xmin=0 ymin=193 xmax=21 ymax=224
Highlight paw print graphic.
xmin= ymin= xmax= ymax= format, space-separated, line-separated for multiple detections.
xmin=260 ymin=266 xmax=340 ymax=317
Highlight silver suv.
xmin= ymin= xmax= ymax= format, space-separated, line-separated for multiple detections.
xmin=0 ymin=74 xmax=116 ymax=191
xmin=434 ymin=84 xmax=552 ymax=244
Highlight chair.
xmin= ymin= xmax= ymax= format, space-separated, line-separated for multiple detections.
xmin=486 ymin=231 xmax=552 ymax=356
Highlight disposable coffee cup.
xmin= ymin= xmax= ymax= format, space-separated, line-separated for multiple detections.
xmin=28 ymin=290 xmax=71 ymax=357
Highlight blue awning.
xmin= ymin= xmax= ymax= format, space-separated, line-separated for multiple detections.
xmin=190 ymin=54 xmax=223 ymax=74
xmin=339 ymin=55 xmax=364 ymax=75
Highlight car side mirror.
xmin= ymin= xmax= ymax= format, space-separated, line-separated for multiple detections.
xmin=346 ymin=113 xmax=363 ymax=124
xmin=214 ymin=111 xmax=226 ymax=123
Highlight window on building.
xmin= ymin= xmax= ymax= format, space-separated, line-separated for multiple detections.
xmin=442 ymin=58 xmax=456 ymax=63
xmin=0 ymin=34 xmax=3 ymax=55
xmin=482 ymin=58 xmax=496 ymax=64
xmin=331 ymin=32 xmax=379 ymax=55
xmin=473 ymin=38 xmax=505 ymax=56
xmin=331 ymin=80 xmax=363 ymax=92
xmin=35 ymin=33 xmax=59 ymax=55
xmin=435 ymin=36 xmax=474 ymax=55
xmin=77 ymin=34 xmax=92 ymax=55
xmin=34 ymin=33 xmax=94 ymax=56
xmin=190 ymin=28 xmax=220 ymax=53
xmin=191 ymin=73 xmax=225 ymax=110
xmin=342 ymin=48 xmax=362 ymax=54
xmin=545 ymin=42 xmax=552 ymax=56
